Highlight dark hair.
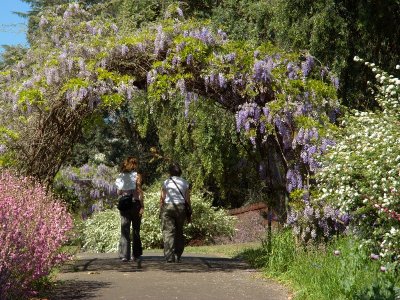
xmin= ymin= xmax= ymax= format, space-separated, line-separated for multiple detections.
xmin=168 ymin=162 xmax=182 ymax=177
xmin=120 ymin=156 xmax=138 ymax=173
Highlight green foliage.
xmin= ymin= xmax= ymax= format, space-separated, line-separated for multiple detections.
xmin=0 ymin=127 xmax=19 ymax=167
xmin=18 ymin=88 xmax=44 ymax=108
xmin=117 ymin=0 xmax=162 ymax=31
xmin=210 ymin=0 xmax=400 ymax=109
xmin=100 ymin=93 xmax=124 ymax=108
xmin=61 ymin=78 xmax=89 ymax=93
xmin=266 ymin=0 xmax=399 ymax=108
xmin=241 ymin=229 xmax=296 ymax=271
xmin=241 ymin=230 xmax=400 ymax=300
xmin=126 ymin=91 xmax=153 ymax=138
xmin=152 ymin=94 xmax=245 ymax=202
xmin=211 ymin=0 xmax=271 ymax=42
xmin=81 ymin=183 xmax=236 ymax=251
xmin=0 ymin=45 xmax=27 ymax=70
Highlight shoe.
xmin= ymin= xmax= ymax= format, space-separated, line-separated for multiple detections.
xmin=166 ymin=254 xmax=175 ymax=263
xmin=135 ymin=257 xmax=142 ymax=268
xmin=121 ymin=258 xmax=128 ymax=262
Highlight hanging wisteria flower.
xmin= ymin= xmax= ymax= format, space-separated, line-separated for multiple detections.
xmin=301 ymin=55 xmax=315 ymax=77
xmin=253 ymin=60 xmax=272 ymax=83
xmin=39 ymin=15 xmax=48 ymax=27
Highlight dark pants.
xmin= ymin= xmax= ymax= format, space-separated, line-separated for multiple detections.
xmin=161 ymin=203 xmax=186 ymax=262
xmin=119 ymin=201 xmax=143 ymax=260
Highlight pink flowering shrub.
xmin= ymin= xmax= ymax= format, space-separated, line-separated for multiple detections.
xmin=0 ymin=170 xmax=73 ymax=299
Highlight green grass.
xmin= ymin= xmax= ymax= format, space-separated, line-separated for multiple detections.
xmin=239 ymin=230 xmax=400 ymax=300
xmin=184 ymin=242 xmax=260 ymax=257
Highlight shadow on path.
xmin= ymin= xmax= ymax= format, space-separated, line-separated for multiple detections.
xmin=59 ymin=253 xmax=252 ymax=274
xmin=48 ymin=280 xmax=111 ymax=299
xmin=45 ymin=252 xmax=289 ymax=300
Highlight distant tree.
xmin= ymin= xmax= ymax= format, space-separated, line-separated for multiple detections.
xmin=0 ymin=45 xmax=27 ymax=70
xmin=210 ymin=0 xmax=400 ymax=110
xmin=19 ymin=0 xmax=119 ymax=43
xmin=265 ymin=0 xmax=400 ymax=109
xmin=211 ymin=0 xmax=271 ymax=42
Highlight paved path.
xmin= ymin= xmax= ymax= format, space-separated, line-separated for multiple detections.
xmin=49 ymin=251 xmax=290 ymax=300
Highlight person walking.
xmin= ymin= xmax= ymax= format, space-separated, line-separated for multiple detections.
xmin=115 ymin=156 xmax=144 ymax=268
xmin=159 ymin=162 xmax=191 ymax=263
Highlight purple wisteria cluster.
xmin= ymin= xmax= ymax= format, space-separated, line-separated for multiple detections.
xmin=274 ymin=117 xmax=293 ymax=150
xmin=287 ymin=203 xmax=350 ymax=243
xmin=154 ymin=25 xmax=168 ymax=56
xmin=236 ymin=102 xmax=262 ymax=133
xmin=183 ymin=27 xmax=228 ymax=45
xmin=301 ymin=56 xmax=315 ymax=77
xmin=292 ymin=128 xmax=336 ymax=171
xmin=55 ymin=163 xmax=119 ymax=219
xmin=286 ymin=166 xmax=303 ymax=192
xmin=287 ymin=62 xmax=301 ymax=80
xmin=204 ymin=72 xmax=230 ymax=90
xmin=253 ymin=57 xmax=275 ymax=83
xmin=62 ymin=3 xmax=83 ymax=20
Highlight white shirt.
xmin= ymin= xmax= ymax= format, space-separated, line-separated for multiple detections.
xmin=115 ymin=171 xmax=137 ymax=191
xmin=163 ymin=176 xmax=189 ymax=204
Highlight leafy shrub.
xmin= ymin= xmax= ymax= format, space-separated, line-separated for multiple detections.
xmin=81 ymin=184 xmax=236 ymax=252
xmin=0 ymin=170 xmax=73 ymax=299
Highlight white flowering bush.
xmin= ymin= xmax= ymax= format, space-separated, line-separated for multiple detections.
xmin=314 ymin=57 xmax=400 ymax=268
xmin=82 ymin=184 xmax=236 ymax=251
xmin=81 ymin=209 xmax=121 ymax=252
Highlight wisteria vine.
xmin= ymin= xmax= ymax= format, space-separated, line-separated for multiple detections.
xmin=0 ymin=3 xmax=342 ymax=240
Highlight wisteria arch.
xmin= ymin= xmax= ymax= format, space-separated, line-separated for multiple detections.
xmin=1 ymin=3 xmax=339 ymax=223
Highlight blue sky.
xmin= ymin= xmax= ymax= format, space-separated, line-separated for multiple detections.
xmin=0 ymin=0 xmax=30 ymax=50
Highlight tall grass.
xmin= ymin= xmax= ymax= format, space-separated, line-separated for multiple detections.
xmin=240 ymin=230 xmax=400 ymax=300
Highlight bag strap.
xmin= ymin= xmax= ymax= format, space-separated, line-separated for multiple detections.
xmin=169 ymin=177 xmax=187 ymax=203
xmin=132 ymin=171 xmax=137 ymax=190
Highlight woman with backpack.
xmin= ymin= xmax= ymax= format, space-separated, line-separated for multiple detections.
xmin=115 ymin=156 xmax=144 ymax=267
